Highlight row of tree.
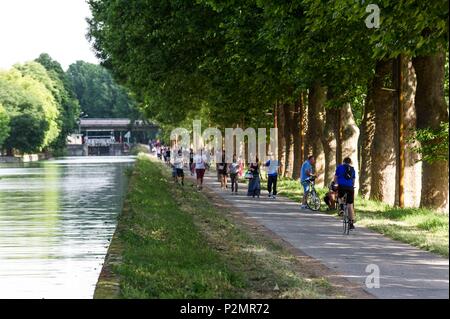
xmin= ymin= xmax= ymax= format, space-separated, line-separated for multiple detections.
xmin=87 ymin=0 xmax=449 ymax=210
xmin=0 ymin=55 xmax=139 ymax=155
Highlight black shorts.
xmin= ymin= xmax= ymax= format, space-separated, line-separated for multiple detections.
xmin=176 ymin=169 xmax=184 ymax=177
xmin=217 ymin=165 xmax=227 ymax=176
xmin=338 ymin=186 xmax=354 ymax=204
xmin=219 ymin=169 xmax=228 ymax=176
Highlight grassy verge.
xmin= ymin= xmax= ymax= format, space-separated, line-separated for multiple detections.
xmin=276 ymin=179 xmax=449 ymax=257
xmin=95 ymin=155 xmax=350 ymax=299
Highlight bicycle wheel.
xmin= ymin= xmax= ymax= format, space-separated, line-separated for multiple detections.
xmin=307 ymin=191 xmax=321 ymax=211
xmin=342 ymin=210 xmax=350 ymax=235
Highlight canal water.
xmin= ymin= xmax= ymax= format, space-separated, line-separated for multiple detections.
xmin=0 ymin=156 xmax=135 ymax=299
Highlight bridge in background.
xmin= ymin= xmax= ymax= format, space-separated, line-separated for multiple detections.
xmin=67 ymin=118 xmax=159 ymax=156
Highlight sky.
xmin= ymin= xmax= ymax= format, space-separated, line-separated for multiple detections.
xmin=0 ymin=0 xmax=99 ymax=71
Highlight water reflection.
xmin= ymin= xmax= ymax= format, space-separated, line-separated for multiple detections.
xmin=0 ymin=156 xmax=134 ymax=299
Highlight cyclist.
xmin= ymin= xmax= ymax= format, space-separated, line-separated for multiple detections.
xmin=334 ymin=157 xmax=356 ymax=230
xmin=300 ymin=155 xmax=315 ymax=209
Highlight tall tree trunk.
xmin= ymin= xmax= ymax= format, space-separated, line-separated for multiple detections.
xmin=322 ymin=106 xmax=337 ymax=185
xmin=340 ymin=103 xmax=360 ymax=192
xmin=413 ymin=51 xmax=449 ymax=210
xmin=370 ymin=59 xmax=397 ymax=205
xmin=284 ymin=102 xmax=295 ymax=178
xmin=306 ymin=83 xmax=326 ymax=187
xmin=301 ymin=92 xmax=308 ymax=161
xmin=359 ymin=84 xmax=376 ymax=199
xmin=328 ymin=89 xmax=343 ymax=166
xmin=277 ymin=102 xmax=286 ymax=177
xmin=334 ymin=110 xmax=343 ymax=166
xmin=292 ymin=94 xmax=304 ymax=179
xmin=400 ymin=57 xmax=422 ymax=208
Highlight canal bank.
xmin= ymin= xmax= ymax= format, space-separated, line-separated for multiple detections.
xmin=94 ymin=155 xmax=369 ymax=299
xmin=0 ymin=153 xmax=53 ymax=163
xmin=0 ymin=156 xmax=134 ymax=299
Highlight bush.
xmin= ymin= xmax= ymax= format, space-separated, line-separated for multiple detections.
xmin=130 ymin=144 xmax=149 ymax=155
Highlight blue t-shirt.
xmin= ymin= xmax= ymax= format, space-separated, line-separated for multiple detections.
xmin=335 ymin=164 xmax=356 ymax=188
xmin=300 ymin=160 xmax=313 ymax=182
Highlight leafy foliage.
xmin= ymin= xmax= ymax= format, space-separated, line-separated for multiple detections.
xmin=4 ymin=111 xmax=49 ymax=154
xmin=66 ymin=61 xmax=140 ymax=119
xmin=35 ymin=53 xmax=81 ymax=152
xmin=0 ymin=67 xmax=59 ymax=152
xmin=410 ymin=122 xmax=449 ymax=163
xmin=12 ymin=61 xmax=62 ymax=148
xmin=0 ymin=104 xmax=9 ymax=146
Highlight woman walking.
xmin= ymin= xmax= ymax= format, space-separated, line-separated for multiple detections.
xmin=194 ymin=149 xmax=208 ymax=190
xmin=218 ymin=150 xmax=228 ymax=189
xmin=247 ymin=157 xmax=261 ymax=198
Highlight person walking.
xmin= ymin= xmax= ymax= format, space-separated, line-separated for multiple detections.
xmin=174 ymin=149 xmax=185 ymax=186
xmin=300 ymin=155 xmax=316 ymax=209
xmin=156 ymin=144 xmax=162 ymax=160
xmin=247 ymin=157 xmax=261 ymax=198
xmin=194 ymin=149 xmax=208 ymax=190
xmin=218 ymin=150 xmax=228 ymax=189
xmin=228 ymin=154 xmax=240 ymax=195
xmin=334 ymin=157 xmax=356 ymax=230
xmin=189 ymin=148 xmax=194 ymax=176
xmin=165 ymin=147 xmax=171 ymax=165
xmin=265 ymin=155 xmax=280 ymax=199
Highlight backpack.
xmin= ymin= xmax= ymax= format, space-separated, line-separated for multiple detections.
xmin=230 ymin=163 xmax=239 ymax=174
xmin=344 ymin=165 xmax=354 ymax=180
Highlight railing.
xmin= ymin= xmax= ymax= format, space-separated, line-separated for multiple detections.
xmin=85 ymin=137 xmax=116 ymax=147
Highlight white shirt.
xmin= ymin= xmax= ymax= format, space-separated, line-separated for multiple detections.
xmin=174 ymin=156 xmax=184 ymax=169
xmin=194 ymin=154 xmax=207 ymax=169
xmin=266 ymin=160 xmax=279 ymax=176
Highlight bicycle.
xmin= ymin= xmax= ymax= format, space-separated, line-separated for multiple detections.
xmin=305 ymin=176 xmax=321 ymax=211
xmin=338 ymin=193 xmax=350 ymax=235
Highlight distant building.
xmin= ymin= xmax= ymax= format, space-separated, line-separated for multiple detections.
xmin=78 ymin=118 xmax=158 ymax=145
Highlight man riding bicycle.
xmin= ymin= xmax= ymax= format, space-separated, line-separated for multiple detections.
xmin=300 ymin=155 xmax=316 ymax=209
xmin=334 ymin=157 xmax=356 ymax=230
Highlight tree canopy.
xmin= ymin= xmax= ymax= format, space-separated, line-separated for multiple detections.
xmin=66 ymin=61 xmax=140 ymax=119
xmin=0 ymin=67 xmax=59 ymax=153
xmin=35 ymin=53 xmax=81 ymax=152
xmin=0 ymin=104 xmax=9 ymax=147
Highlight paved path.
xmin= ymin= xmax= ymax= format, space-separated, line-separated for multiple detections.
xmin=202 ymin=172 xmax=449 ymax=299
